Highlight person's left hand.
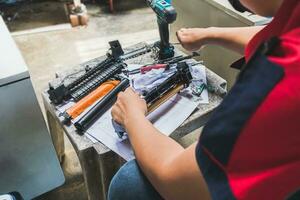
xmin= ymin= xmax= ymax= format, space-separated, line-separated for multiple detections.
xmin=111 ymin=87 xmax=147 ymax=127
xmin=176 ymin=28 xmax=211 ymax=52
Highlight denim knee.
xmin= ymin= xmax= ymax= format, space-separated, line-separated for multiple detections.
xmin=108 ymin=160 xmax=163 ymax=200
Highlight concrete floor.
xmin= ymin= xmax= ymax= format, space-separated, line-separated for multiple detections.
xmin=9 ymin=1 xmax=199 ymax=199
xmin=2 ymin=1 xmax=68 ymax=32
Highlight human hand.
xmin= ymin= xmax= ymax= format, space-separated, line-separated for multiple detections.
xmin=176 ymin=28 xmax=212 ymax=52
xmin=111 ymin=87 xmax=147 ymax=128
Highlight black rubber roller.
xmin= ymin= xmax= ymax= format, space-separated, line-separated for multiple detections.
xmin=74 ymin=78 xmax=130 ymax=134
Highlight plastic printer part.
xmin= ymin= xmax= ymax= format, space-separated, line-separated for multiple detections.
xmin=48 ymin=58 xmax=125 ymax=104
xmin=113 ymin=62 xmax=193 ymax=137
xmin=63 ymin=80 xmax=120 ymax=123
xmin=48 ymin=40 xmax=152 ymax=105
xmin=144 ymin=62 xmax=193 ymax=111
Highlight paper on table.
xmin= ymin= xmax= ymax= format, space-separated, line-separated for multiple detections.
xmin=85 ymin=109 xmax=135 ymax=161
xmin=86 ymin=92 xmax=199 ymax=161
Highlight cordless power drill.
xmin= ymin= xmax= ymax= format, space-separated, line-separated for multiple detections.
xmin=146 ymin=0 xmax=177 ymax=60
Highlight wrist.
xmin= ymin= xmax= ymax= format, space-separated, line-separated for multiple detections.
xmin=201 ymin=27 xmax=221 ymax=45
xmin=124 ymin=112 xmax=147 ymax=131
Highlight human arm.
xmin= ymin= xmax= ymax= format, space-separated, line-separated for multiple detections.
xmin=176 ymin=26 xmax=264 ymax=54
xmin=112 ymin=88 xmax=211 ymax=200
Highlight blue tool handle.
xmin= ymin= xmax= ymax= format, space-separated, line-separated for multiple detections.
xmin=158 ymin=20 xmax=169 ymax=48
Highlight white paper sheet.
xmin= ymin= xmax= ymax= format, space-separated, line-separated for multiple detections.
xmin=86 ymin=93 xmax=199 ymax=161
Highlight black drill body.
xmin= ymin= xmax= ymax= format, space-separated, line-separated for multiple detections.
xmin=147 ymin=0 xmax=177 ymax=59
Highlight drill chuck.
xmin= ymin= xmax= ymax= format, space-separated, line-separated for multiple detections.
xmin=147 ymin=0 xmax=177 ymax=23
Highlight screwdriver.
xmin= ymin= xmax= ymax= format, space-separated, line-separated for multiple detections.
xmin=125 ymin=63 xmax=170 ymax=75
xmin=125 ymin=52 xmax=200 ymax=75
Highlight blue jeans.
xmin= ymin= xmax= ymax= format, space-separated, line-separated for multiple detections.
xmin=108 ymin=160 xmax=163 ymax=200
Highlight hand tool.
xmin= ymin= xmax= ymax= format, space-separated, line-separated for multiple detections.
xmin=126 ymin=63 xmax=171 ymax=75
xmin=124 ymin=52 xmax=200 ymax=75
xmin=74 ymin=78 xmax=130 ymax=134
xmin=63 ymin=80 xmax=120 ymax=124
xmin=140 ymin=63 xmax=168 ymax=74
xmin=146 ymin=0 xmax=177 ymax=59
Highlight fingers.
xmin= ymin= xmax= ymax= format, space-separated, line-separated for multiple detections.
xmin=115 ymin=94 xmax=125 ymax=112
xmin=177 ymin=28 xmax=192 ymax=50
xmin=125 ymin=87 xmax=138 ymax=96
xmin=117 ymin=87 xmax=134 ymax=97
xmin=112 ymin=87 xmax=148 ymax=124
xmin=112 ymin=95 xmax=127 ymax=125
xmin=117 ymin=89 xmax=134 ymax=100
xmin=126 ymin=87 xmax=135 ymax=93
xmin=116 ymin=87 xmax=139 ymax=109
xmin=141 ymin=98 xmax=148 ymax=115
xmin=111 ymin=106 xmax=122 ymax=124
xmin=176 ymin=28 xmax=204 ymax=52
xmin=115 ymin=91 xmax=126 ymax=113
xmin=117 ymin=91 xmax=124 ymax=99
xmin=123 ymin=87 xmax=142 ymax=99
xmin=176 ymin=28 xmax=186 ymax=43
xmin=176 ymin=31 xmax=182 ymax=44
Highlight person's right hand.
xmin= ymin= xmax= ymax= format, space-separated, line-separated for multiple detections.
xmin=176 ymin=28 xmax=212 ymax=52
xmin=111 ymin=87 xmax=147 ymax=128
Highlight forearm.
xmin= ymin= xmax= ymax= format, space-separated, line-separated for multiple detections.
xmin=205 ymin=26 xmax=264 ymax=54
xmin=125 ymin=114 xmax=186 ymax=194
xmin=125 ymin=115 xmax=209 ymax=200
xmin=125 ymin=114 xmax=183 ymax=177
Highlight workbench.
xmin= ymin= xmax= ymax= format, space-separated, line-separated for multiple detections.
xmin=42 ymin=43 xmax=226 ymax=200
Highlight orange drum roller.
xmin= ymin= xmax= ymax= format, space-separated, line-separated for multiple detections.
xmin=63 ymin=80 xmax=120 ymax=123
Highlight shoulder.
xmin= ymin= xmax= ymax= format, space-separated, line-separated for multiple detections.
xmin=268 ymin=27 xmax=300 ymax=70
xmin=267 ymin=28 xmax=300 ymax=106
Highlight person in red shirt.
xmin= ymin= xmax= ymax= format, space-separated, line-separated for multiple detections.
xmin=108 ymin=0 xmax=300 ymax=199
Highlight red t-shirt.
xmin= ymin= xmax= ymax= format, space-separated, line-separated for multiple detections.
xmin=196 ymin=0 xmax=300 ymax=199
